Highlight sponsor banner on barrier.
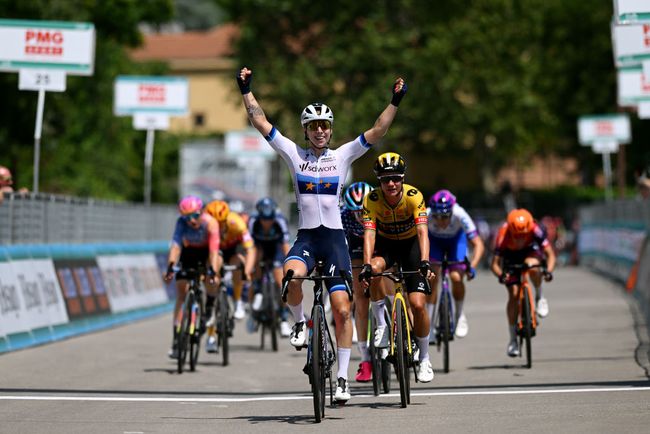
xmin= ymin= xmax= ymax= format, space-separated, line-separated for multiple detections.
xmin=97 ymin=254 xmax=167 ymax=313
xmin=53 ymin=259 xmax=111 ymax=319
xmin=0 ymin=259 xmax=68 ymax=338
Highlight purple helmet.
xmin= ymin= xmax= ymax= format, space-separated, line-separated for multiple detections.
xmin=429 ymin=189 xmax=456 ymax=216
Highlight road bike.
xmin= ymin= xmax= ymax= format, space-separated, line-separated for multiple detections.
xmin=175 ymin=267 xmax=204 ymax=374
xmin=368 ymin=298 xmax=392 ymax=396
xmin=281 ymin=260 xmax=353 ymax=423
xmin=431 ymin=256 xmax=470 ymax=373
xmin=503 ymin=262 xmax=546 ymax=369
xmin=366 ymin=264 xmax=430 ymax=408
xmin=210 ymin=264 xmax=240 ymax=367
xmin=256 ymin=260 xmax=280 ymax=352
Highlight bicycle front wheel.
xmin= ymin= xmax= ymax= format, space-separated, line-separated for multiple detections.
xmin=369 ymin=311 xmax=381 ymax=396
xmin=177 ymin=295 xmax=192 ymax=374
xmin=394 ymin=298 xmax=409 ymax=408
xmin=521 ymin=283 xmax=533 ymax=369
xmin=189 ymin=297 xmax=202 ymax=372
xmin=218 ymin=289 xmax=230 ymax=367
xmin=439 ymin=291 xmax=451 ymax=373
xmin=310 ymin=307 xmax=326 ymax=422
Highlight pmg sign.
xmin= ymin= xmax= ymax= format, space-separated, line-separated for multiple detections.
xmin=114 ymin=76 xmax=189 ymax=115
xmin=578 ymin=114 xmax=631 ymax=145
xmin=0 ymin=19 xmax=95 ymax=75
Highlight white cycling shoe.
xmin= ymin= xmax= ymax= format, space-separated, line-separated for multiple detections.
xmin=507 ymin=340 xmax=520 ymax=357
xmin=416 ymin=359 xmax=434 ymax=383
xmin=455 ymin=313 xmax=469 ymax=338
xmin=537 ymin=297 xmax=549 ymax=318
xmin=334 ymin=377 xmax=351 ymax=403
xmin=290 ymin=321 xmax=307 ymax=348
xmin=206 ymin=335 xmax=218 ymax=353
xmin=280 ymin=321 xmax=292 ymax=337
xmin=233 ymin=300 xmax=246 ymax=320
xmin=374 ymin=324 xmax=390 ymax=348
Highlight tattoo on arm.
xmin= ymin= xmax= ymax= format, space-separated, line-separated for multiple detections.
xmin=247 ymin=104 xmax=265 ymax=119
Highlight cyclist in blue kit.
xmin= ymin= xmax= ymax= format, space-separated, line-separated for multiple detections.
xmin=236 ymin=66 xmax=407 ymax=403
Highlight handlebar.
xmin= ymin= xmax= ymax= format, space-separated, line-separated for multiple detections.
xmin=364 ymin=269 xmax=431 ymax=295
xmin=281 ymin=269 xmax=354 ymax=303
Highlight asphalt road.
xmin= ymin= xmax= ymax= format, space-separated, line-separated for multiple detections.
xmin=1 ymin=267 xmax=649 ymax=434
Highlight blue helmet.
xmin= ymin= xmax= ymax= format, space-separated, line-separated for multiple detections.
xmin=255 ymin=197 xmax=277 ymax=219
xmin=344 ymin=182 xmax=373 ymax=211
xmin=429 ymin=189 xmax=456 ymax=217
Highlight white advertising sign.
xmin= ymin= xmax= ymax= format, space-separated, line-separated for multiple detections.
xmin=114 ymin=76 xmax=189 ymax=116
xmin=615 ymin=0 xmax=650 ymax=24
xmin=617 ymin=66 xmax=650 ymax=106
xmin=0 ymin=262 xmax=30 ymax=337
xmin=11 ymin=259 xmax=69 ymax=330
xmin=97 ymin=254 xmax=168 ymax=313
xmin=0 ymin=19 xmax=95 ymax=75
xmin=19 ymin=69 xmax=66 ymax=92
xmin=133 ymin=112 xmax=170 ymax=130
xmin=225 ymin=128 xmax=275 ymax=159
xmin=613 ymin=23 xmax=650 ymax=67
xmin=592 ymin=140 xmax=619 ymax=154
xmin=639 ymin=102 xmax=650 ymax=118
xmin=578 ymin=114 xmax=631 ymax=145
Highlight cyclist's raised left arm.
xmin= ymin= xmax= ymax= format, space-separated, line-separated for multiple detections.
xmin=363 ymin=77 xmax=407 ymax=145
xmin=237 ymin=67 xmax=273 ymax=137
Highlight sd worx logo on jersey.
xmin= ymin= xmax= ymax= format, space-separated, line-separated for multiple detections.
xmin=298 ymin=162 xmax=337 ymax=173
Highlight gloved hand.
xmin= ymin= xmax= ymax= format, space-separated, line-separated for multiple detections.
xmin=467 ymin=267 xmax=476 ymax=281
xmin=498 ymin=273 xmax=509 ymax=284
xmin=206 ymin=266 xmax=216 ymax=284
xmin=236 ymin=67 xmax=252 ymax=95
xmin=359 ymin=263 xmax=373 ymax=282
xmin=543 ymin=270 xmax=553 ymax=282
xmin=164 ymin=263 xmax=175 ymax=282
xmin=391 ymin=77 xmax=408 ymax=107
xmin=419 ymin=260 xmax=431 ymax=277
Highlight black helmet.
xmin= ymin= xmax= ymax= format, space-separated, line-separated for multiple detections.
xmin=255 ymin=197 xmax=277 ymax=219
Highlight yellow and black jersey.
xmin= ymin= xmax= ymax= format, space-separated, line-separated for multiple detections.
xmin=362 ymin=184 xmax=428 ymax=240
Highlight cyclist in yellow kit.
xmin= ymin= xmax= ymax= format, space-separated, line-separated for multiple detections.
xmin=360 ymin=152 xmax=435 ymax=383
xmin=204 ymin=200 xmax=256 ymax=352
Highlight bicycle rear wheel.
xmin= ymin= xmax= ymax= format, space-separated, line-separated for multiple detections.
xmin=369 ymin=313 xmax=381 ymax=396
xmin=439 ymin=291 xmax=451 ymax=373
xmin=177 ymin=296 xmax=191 ymax=374
xmin=394 ymin=298 xmax=409 ymax=408
xmin=189 ymin=296 xmax=202 ymax=372
xmin=521 ymin=283 xmax=533 ymax=369
xmin=310 ymin=307 xmax=326 ymax=422
xmin=218 ymin=288 xmax=230 ymax=367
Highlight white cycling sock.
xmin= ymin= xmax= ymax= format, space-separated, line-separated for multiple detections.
xmin=288 ymin=303 xmax=305 ymax=323
xmin=337 ymin=347 xmax=351 ymax=379
xmin=371 ymin=300 xmax=387 ymax=328
xmin=455 ymin=299 xmax=464 ymax=323
xmin=417 ymin=336 xmax=430 ymax=362
xmin=357 ymin=341 xmax=370 ymax=362
xmin=536 ymin=284 xmax=543 ymax=300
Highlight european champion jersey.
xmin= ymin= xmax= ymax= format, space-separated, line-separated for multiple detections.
xmin=427 ymin=204 xmax=479 ymax=240
xmin=265 ymin=127 xmax=371 ymax=230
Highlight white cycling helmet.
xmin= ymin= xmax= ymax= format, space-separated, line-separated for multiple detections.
xmin=300 ymin=103 xmax=334 ymax=127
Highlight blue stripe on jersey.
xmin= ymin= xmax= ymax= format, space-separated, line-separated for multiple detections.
xmin=265 ymin=127 xmax=277 ymax=141
xmin=360 ymin=133 xmax=372 ymax=149
xmin=297 ymin=174 xmax=339 ymax=195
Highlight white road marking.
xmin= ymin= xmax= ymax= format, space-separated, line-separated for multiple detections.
xmin=1 ymin=386 xmax=649 ymax=403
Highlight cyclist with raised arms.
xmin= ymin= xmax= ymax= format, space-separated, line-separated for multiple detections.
xmin=248 ymin=197 xmax=292 ymax=337
xmin=360 ymin=153 xmax=435 ymax=383
xmin=236 ymin=66 xmax=407 ymax=403
xmin=163 ymin=195 xmax=222 ymax=358
xmin=491 ymin=208 xmax=555 ymax=357
xmin=426 ymin=189 xmax=484 ymax=340
xmin=204 ymin=200 xmax=256 ymax=350
xmin=341 ymin=181 xmax=375 ymax=383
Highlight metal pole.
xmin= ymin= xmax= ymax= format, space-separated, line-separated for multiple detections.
xmin=144 ymin=128 xmax=155 ymax=206
xmin=33 ymin=88 xmax=46 ymax=193
xmin=602 ymin=151 xmax=613 ymax=202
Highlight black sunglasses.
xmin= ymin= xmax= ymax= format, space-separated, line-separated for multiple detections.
xmin=379 ymin=175 xmax=404 ymax=184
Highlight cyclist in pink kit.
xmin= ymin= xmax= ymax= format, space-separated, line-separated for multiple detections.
xmin=236 ymin=66 xmax=407 ymax=403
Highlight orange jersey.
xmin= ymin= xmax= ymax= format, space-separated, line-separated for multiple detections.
xmin=493 ymin=222 xmax=549 ymax=255
xmin=220 ymin=211 xmax=254 ymax=250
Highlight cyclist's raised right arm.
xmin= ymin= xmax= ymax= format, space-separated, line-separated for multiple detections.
xmin=237 ymin=67 xmax=273 ymax=137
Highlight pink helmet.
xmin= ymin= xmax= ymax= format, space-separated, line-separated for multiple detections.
xmin=178 ymin=195 xmax=203 ymax=216
xmin=429 ymin=189 xmax=456 ymax=216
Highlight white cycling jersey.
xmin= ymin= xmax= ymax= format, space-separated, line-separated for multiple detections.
xmin=265 ymin=127 xmax=371 ymax=230
xmin=427 ymin=203 xmax=478 ymax=239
